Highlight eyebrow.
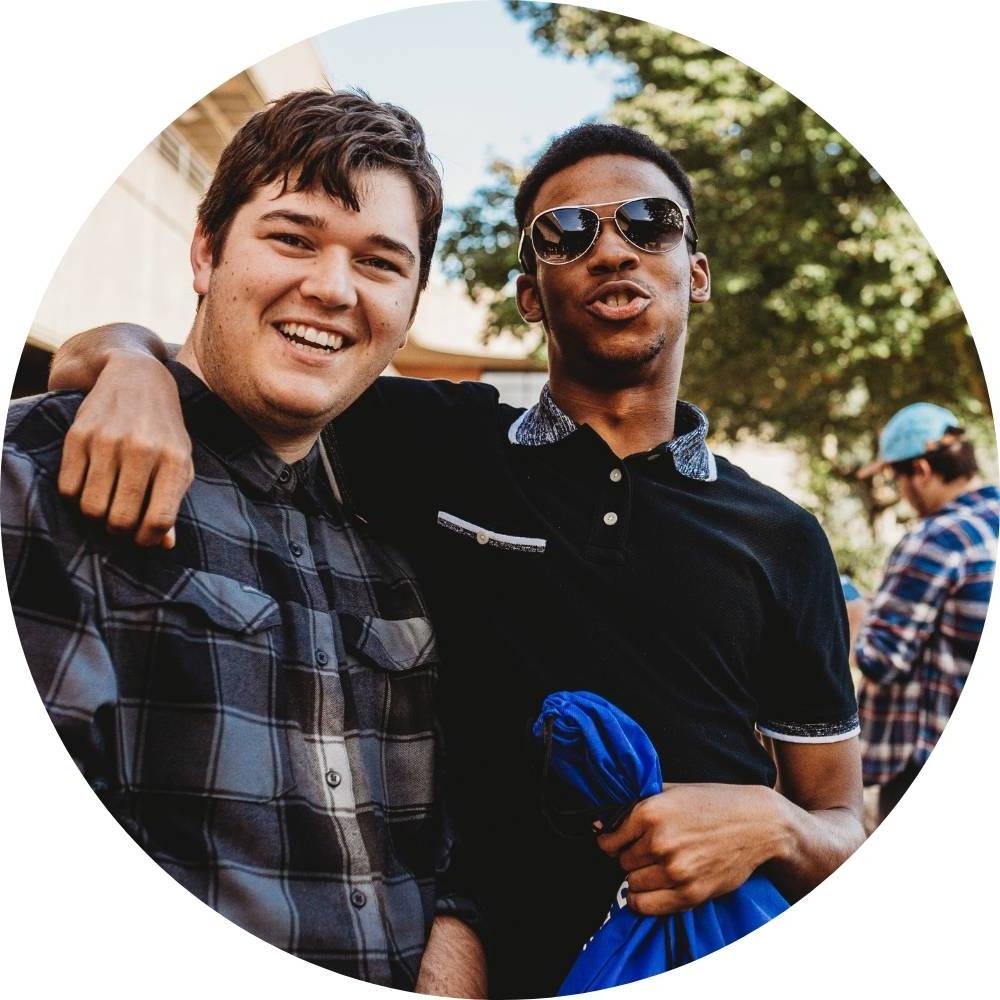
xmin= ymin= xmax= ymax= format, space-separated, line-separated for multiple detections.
xmin=367 ymin=233 xmax=417 ymax=267
xmin=259 ymin=209 xmax=328 ymax=229
xmin=258 ymin=211 xmax=417 ymax=266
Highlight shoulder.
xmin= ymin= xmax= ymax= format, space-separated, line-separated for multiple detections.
xmin=713 ymin=452 xmax=827 ymax=544
xmin=918 ymin=492 xmax=999 ymax=558
xmin=364 ymin=375 xmax=506 ymax=413
xmin=334 ymin=376 xmax=523 ymax=439
xmin=4 ymin=391 xmax=84 ymax=475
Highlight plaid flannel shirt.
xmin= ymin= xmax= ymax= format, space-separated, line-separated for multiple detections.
xmin=2 ymin=363 xmax=450 ymax=988
xmin=856 ymin=485 xmax=999 ymax=785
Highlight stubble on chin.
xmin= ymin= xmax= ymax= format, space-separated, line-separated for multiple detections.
xmin=578 ymin=331 xmax=668 ymax=373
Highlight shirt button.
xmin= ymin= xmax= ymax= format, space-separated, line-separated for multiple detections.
xmin=290 ymin=541 xmax=304 ymax=557
xmin=325 ymin=769 xmax=341 ymax=788
xmin=603 ymin=512 xmax=619 ymax=526
xmin=609 ymin=468 xmax=623 ymax=483
xmin=316 ymin=649 xmax=330 ymax=667
xmin=475 ymin=531 xmax=489 ymax=545
xmin=350 ymin=889 xmax=367 ymax=909
xmin=277 ymin=467 xmax=291 ymax=485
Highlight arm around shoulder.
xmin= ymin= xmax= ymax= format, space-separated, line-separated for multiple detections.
xmin=48 ymin=322 xmax=171 ymax=391
xmin=46 ymin=324 xmax=193 ymax=550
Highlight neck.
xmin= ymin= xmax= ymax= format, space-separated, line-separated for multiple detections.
xmin=927 ymin=475 xmax=983 ymax=514
xmin=547 ymin=339 xmax=684 ymax=459
xmin=176 ymin=339 xmax=320 ymax=465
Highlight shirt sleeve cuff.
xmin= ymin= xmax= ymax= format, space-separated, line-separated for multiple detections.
xmin=434 ymin=893 xmax=481 ymax=930
xmin=756 ymin=714 xmax=860 ymax=744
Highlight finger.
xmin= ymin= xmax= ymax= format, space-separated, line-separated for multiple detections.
xmin=57 ymin=427 xmax=90 ymax=498
xmin=596 ymin=811 xmax=644 ymax=855
xmin=618 ymin=840 xmax=658 ymax=872
xmin=134 ymin=455 xmax=191 ymax=548
xmin=77 ymin=441 xmax=120 ymax=522
xmin=160 ymin=527 xmax=176 ymax=551
xmin=624 ymin=863 xmax=680 ymax=895
xmin=105 ymin=446 xmax=158 ymax=535
xmin=626 ymin=887 xmax=695 ymax=917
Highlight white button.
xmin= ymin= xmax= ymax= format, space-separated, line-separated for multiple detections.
xmin=476 ymin=531 xmax=490 ymax=545
xmin=603 ymin=512 xmax=618 ymax=526
xmin=609 ymin=468 xmax=623 ymax=483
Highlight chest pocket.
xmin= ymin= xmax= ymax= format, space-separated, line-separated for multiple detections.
xmin=436 ymin=510 xmax=547 ymax=554
xmin=338 ymin=610 xmax=438 ymax=812
xmin=101 ymin=561 xmax=293 ymax=802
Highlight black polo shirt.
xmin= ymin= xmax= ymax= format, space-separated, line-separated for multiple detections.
xmin=328 ymin=377 xmax=857 ymax=999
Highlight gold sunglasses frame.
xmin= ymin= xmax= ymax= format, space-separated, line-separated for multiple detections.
xmin=518 ymin=195 xmax=699 ymax=269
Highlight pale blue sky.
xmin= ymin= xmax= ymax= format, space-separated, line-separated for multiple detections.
xmin=316 ymin=1 xmax=621 ymax=210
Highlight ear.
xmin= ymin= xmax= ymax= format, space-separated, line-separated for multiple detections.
xmin=516 ymin=273 xmax=545 ymax=324
xmin=689 ymin=252 xmax=711 ymax=304
xmin=190 ymin=226 xmax=215 ymax=296
xmin=912 ymin=457 xmax=933 ymax=482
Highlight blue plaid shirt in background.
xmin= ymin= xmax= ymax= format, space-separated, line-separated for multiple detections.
xmin=2 ymin=363 xmax=454 ymax=988
xmin=856 ymin=485 xmax=999 ymax=785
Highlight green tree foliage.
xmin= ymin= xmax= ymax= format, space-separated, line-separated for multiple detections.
xmin=438 ymin=3 xmax=992 ymax=573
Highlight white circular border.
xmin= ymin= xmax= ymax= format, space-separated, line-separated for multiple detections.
xmin=2 ymin=2 xmax=995 ymax=997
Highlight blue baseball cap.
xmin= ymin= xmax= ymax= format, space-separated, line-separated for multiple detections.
xmin=858 ymin=402 xmax=962 ymax=478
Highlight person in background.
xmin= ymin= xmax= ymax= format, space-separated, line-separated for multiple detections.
xmin=850 ymin=402 xmax=998 ymax=824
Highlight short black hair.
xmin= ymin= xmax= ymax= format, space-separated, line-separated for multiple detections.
xmin=514 ymin=123 xmax=697 ymax=269
xmin=890 ymin=428 xmax=980 ymax=483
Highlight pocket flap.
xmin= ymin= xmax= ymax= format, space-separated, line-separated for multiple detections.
xmin=104 ymin=562 xmax=281 ymax=635
xmin=437 ymin=511 xmax=547 ymax=553
xmin=339 ymin=612 xmax=437 ymax=672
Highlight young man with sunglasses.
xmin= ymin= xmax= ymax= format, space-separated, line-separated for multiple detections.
xmin=47 ymin=123 xmax=865 ymax=997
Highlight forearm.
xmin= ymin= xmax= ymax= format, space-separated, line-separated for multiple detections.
xmin=49 ymin=323 xmax=171 ymax=391
xmin=763 ymin=791 xmax=866 ymax=901
xmin=414 ymin=915 xmax=487 ymax=998
xmin=853 ymin=626 xmax=913 ymax=684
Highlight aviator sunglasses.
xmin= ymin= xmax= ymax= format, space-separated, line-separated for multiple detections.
xmin=518 ymin=195 xmax=698 ymax=269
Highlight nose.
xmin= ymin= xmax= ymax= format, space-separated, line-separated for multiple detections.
xmin=299 ymin=248 xmax=358 ymax=308
xmin=586 ymin=216 xmax=640 ymax=274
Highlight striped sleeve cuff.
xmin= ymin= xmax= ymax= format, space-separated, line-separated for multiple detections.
xmin=756 ymin=714 xmax=860 ymax=744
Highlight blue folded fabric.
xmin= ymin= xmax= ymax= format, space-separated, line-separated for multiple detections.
xmin=533 ymin=691 xmax=788 ymax=994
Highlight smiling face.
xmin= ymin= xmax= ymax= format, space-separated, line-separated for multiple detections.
xmin=181 ymin=168 xmax=421 ymax=456
xmin=516 ymin=154 xmax=710 ymax=382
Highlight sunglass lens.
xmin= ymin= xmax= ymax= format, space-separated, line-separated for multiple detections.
xmin=616 ymin=198 xmax=685 ymax=252
xmin=532 ymin=207 xmax=599 ymax=263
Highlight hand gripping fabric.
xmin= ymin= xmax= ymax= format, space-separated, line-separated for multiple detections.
xmin=533 ymin=691 xmax=788 ymax=995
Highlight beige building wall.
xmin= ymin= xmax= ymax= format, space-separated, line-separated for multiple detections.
xmin=31 ymin=143 xmax=203 ymax=350
xmin=28 ymin=41 xmax=328 ymax=353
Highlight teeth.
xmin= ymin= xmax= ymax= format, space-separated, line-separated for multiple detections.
xmin=277 ymin=323 xmax=346 ymax=353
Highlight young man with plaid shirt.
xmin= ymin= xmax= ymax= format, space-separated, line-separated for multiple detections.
xmin=851 ymin=403 xmax=999 ymax=824
xmin=2 ymin=90 xmax=484 ymax=993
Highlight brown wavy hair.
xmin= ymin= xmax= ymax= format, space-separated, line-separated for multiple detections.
xmin=197 ymin=88 xmax=443 ymax=289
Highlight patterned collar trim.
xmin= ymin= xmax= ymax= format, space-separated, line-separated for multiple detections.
xmin=508 ymin=382 xmax=718 ymax=482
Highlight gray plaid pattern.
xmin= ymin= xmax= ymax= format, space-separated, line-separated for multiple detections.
xmin=2 ymin=364 xmax=444 ymax=988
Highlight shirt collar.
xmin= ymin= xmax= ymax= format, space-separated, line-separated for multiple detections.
xmin=938 ymin=483 xmax=1000 ymax=516
xmin=508 ymin=382 xmax=718 ymax=483
xmin=168 ymin=360 xmax=321 ymax=497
